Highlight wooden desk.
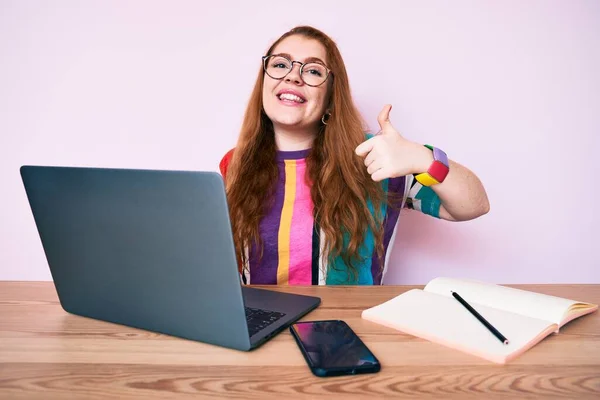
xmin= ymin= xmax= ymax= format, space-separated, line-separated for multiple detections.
xmin=1 ymin=282 xmax=599 ymax=399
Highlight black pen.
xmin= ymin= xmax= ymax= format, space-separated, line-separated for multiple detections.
xmin=451 ymin=291 xmax=509 ymax=345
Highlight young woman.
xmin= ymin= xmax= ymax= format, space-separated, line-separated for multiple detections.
xmin=220 ymin=26 xmax=489 ymax=285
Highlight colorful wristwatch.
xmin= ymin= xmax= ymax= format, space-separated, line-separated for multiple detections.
xmin=414 ymin=144 xmax=449 ymax=186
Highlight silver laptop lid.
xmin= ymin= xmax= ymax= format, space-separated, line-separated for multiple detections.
xmin=20 ymin=166 xmax=252 ymax=350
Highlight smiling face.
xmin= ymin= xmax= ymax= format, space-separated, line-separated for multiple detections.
xmin=262 ymin=35 xmax=331 ymax=135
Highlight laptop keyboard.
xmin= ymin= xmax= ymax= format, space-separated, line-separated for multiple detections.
xmin=245 ymin=307 xmax=286 ymax=337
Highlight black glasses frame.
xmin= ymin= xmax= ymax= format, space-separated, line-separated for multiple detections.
xmin=262 ymin=55 xmax=331 ymax=87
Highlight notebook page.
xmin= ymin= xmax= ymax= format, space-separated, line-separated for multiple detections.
xmin=424 ymin=277 xmax=589 ymax=326
xmin=362 ymin=289 xmax=557 ymax=364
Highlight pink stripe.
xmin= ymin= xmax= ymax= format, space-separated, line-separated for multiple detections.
xmin=287 ymin=160 xmax=314 ymax=285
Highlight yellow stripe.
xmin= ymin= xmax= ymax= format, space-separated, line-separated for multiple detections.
xmin=277 ymin=160 xmax=296 ymax=285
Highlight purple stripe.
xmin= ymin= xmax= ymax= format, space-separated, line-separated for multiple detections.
xmin=371 ymin=176 xmax=405 ymax=285
xmin=249 ymin=165 xmax=286 ymax=284
xmin=276 ymin=149 xmax=311 ymax=161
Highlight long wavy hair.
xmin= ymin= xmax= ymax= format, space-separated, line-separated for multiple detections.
xmin=224 ymin=26 xmax=387 ymax=282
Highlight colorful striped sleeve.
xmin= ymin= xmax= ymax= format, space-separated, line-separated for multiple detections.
xmin=219 ymin=148 xmax=235 ymax=178
xmin=402 ymin=174 xmax=441 ymax=218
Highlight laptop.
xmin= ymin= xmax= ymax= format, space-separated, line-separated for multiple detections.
xmin=20 ymin=165 xmax=321 ymax=351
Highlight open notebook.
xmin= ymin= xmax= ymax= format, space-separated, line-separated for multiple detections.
xmin=361 ymin=277 xmax=598 ymax=364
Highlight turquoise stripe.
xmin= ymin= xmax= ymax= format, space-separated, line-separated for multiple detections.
xmin=415 ymin=185 xmax=441 ymax=218
xmin=325 ymin=178 xmax=389 ymax=285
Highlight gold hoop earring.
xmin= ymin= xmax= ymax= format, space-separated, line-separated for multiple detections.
xmin=321 ymin=111 xmax=331 ymax=125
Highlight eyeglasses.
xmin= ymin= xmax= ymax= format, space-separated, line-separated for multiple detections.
xmin=262 ymin=55 xmax=331 ymax=87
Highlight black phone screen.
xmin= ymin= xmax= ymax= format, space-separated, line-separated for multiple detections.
xmin=290 ymin=320 xmax=380 ymax=376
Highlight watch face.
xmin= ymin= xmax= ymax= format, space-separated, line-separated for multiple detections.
xmin=428 ymin=161 xmax=449 ymax=182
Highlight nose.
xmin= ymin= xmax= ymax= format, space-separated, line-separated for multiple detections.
xmin=285 ymin=61 xmax=303 ymax=85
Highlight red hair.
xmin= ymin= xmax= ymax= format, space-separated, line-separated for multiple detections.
xmin=224 ymin=26 xmax=386 ymax=282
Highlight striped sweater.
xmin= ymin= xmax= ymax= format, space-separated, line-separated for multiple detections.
xmin=220 ymin=147 xmax=441 ymax=285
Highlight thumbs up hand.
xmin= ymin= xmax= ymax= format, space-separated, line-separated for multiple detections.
xmin=355 ymin=104 xmax=432 ymax=182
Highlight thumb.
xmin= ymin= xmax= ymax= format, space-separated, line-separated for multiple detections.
xmin=377 ymin=104 xmax=393 ymax=133
xmin=355 ymin=136 xmax=376 ymax=157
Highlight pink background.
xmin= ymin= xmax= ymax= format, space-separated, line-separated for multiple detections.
xmin=1 ymin=0 xmax=598 ymax=283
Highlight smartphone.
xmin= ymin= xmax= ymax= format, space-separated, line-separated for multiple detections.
xmin=289 ymin=320 xmax=381 ymax=377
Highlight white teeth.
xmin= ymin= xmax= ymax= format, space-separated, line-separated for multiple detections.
xmin=279 ymin=93 xmax=305 ymax=103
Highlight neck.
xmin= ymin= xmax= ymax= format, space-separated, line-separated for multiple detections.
xmin=273 ymin=124 xmax=317 ymax=151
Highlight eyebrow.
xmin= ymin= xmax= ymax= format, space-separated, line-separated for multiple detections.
xmin=274 ymin=53 xmax=327 ymax=66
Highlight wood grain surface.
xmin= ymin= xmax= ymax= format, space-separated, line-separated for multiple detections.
xmin=1 ymin=282 xmax=599 ymax=399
